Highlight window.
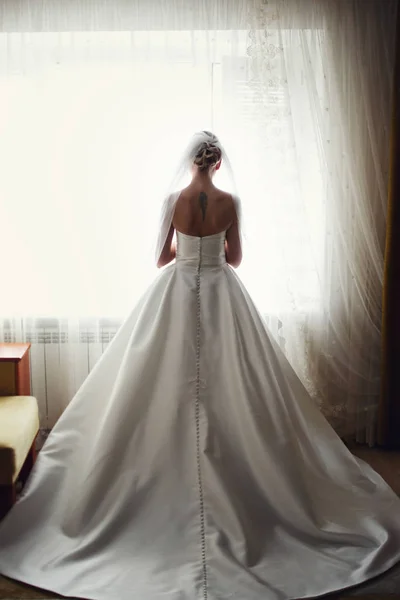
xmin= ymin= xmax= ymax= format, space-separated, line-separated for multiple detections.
xmin=0 ymin=29 xmax=324 ymax=318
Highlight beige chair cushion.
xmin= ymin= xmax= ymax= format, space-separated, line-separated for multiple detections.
xmin=0 ymin=396 xmax=39 ymax=485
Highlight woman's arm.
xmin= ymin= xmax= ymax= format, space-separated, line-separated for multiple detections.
xmin=225 ymin=217 xmax=242 ymax=268
xmin=157 ymin=224 xmax=176 ymax=268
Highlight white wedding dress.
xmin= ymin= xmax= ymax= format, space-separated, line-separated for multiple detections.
xmin=1 ymin=230 xmax=400 ymax=600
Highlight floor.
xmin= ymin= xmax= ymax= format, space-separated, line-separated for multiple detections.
xmin=0 ymin=446 xmax=400 ymax=599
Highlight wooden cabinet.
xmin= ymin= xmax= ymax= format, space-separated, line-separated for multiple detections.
xmin=0 ymin=343 xmax=31 ymax=396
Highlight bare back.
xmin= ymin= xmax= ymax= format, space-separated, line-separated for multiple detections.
xmin=172 ymin=185 xmax=235 ymax=237
xmin=157 ymin=183 xmax=242 ymax=268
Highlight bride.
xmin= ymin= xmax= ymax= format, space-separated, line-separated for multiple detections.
xmin=1 ymin=131 xmax=400 ymax=600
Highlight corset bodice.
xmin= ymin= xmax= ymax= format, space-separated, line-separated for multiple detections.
xmin=175 ymin=231 xmax=226 ymax=267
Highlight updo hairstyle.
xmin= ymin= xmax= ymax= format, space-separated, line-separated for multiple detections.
xmin=193 ymin=131 xmax=222 ymax=172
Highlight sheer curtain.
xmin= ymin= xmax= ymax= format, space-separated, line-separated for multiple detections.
xmin=0 ymin=0 xmax=395 ymax=445
xmin=243 ymin=0 xmax=396 ymax=444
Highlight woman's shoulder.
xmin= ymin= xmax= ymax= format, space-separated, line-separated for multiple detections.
xmin=173 ymin=188 xmax=231 ymax=214
xmin=215 ymin=190 xmax=238 ymax=216
xmin=213 ymin=186 xmax=233 ymax=200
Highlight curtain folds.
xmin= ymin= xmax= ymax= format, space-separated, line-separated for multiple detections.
xmin=245 ymin=0 xmax=397 ymax=444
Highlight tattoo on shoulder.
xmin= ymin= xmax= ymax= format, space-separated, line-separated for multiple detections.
xmin=199 ymin=192 xmax=208 ymax=221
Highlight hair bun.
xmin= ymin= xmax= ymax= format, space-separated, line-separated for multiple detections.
xmin=193 ymin=139 xmax=222 ymax=172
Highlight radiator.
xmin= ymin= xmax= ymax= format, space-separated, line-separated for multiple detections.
xmin=1 ymin=318 xmax=122 ymax=432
